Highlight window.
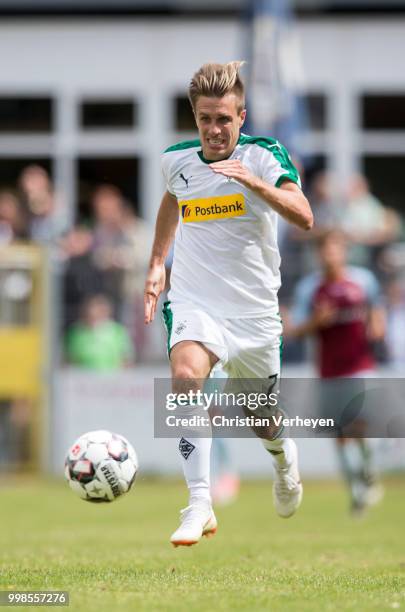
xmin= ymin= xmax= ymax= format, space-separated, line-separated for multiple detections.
xmin=363 ymin=155 xmax=405 ymax=212
xmin=175 ymin=93 xmax=327 ymax=132
xmin=77 ymin=157 xmax=140 ymax=220
xmin=174 ymin=96 xmax=195 ymax=131
xmin=362 ymin=94 xmax=405 ymax=130
xmin=80 ymin=99 xmax=137 ymax=129
xmin=300 ymin=154 xmax=327 ymax=192
xmin=301 ymin=93 xmax=327 ymax=131
xmin=0 ymin=158 xmax=52 ymax=190
xmin=0 ymin=97 xmax=53 ymax=133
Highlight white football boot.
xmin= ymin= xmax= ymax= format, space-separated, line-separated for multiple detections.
xmin=170 ymin=500 xmax=217 ymax=547
xmin=273 ymin=440 xmax=303 ymax=518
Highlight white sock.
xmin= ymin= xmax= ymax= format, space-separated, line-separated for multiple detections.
xmin=261 ymin=437 xmax=296 ymax=469
xmin=176 ymin=403 xmax=212 ymax=505
xmin=178 ymin=435 xmax=212 ymax=504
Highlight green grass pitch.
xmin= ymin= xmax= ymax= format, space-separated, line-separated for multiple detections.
xmin=0 ymin=477 xmax=404 ymax=611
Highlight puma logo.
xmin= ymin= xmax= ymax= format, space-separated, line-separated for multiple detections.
xmin=179 ymin=173 xmax=191 ymax=188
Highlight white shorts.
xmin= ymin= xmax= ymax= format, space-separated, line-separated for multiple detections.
xmin=162 ymin=301 xmax=282 ymax=379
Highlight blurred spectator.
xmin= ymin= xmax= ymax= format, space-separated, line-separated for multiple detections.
xmin=91 ymin=184 xmax=152 ymax=359
xmin=278 ymin=160 xmax=310 ymax=302
xmin=286 ymin=230 xmax=385 ymax=376
xmin=286 ymin=230 xmax=386 ymax=514
xmin=340 ymin=174 xmax=401 ymax=269
xmin=279 ymin=169 xmax=339 ymax=305
xmin=293 ymin=171 xmax=343 ymax=294
xmin=65 ymin=294 xmax=134 ymax=370
xmin=19 ymin=165 xmax=67 ymax=244
xmin=60 ymin=225 xmax=106 ymax=331
xmin=0 ymin=190 xmax=28 ymax=244
xmin=377 ymin=239 xmax=405 ymax=278
xmin=308 ymin=171 xmax=341 ymax=233
xmin=385 ymin=278 xmax=405 ymax=371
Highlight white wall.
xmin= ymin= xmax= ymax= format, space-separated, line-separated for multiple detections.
xmin=53 ymin=366 xmax=341 ymax=478
xmin=2 ymin=18 xmax=405 ymax=477
xmin=1 ymin=17 xmax=404 ymax=223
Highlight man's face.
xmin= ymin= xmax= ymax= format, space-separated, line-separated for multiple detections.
xmin=194 ymin=94 xmax=246 ymax=161
xmin=318 ymin=236 xmax=347 ymax=271
xmin=93 ymin=191 xmax=123 ymax=226
xmin=85 ymin=299 xmax=111 ymax=327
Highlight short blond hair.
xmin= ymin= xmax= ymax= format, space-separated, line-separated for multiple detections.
xmin=188 ymin=61 xmax=246 ymax=112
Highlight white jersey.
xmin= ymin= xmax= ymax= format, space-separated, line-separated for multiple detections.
xmin=162 ymin=133 xmax=301 ymax=318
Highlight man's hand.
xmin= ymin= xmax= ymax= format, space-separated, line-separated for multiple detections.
xmin=211 ymin=160 xmax=313 ymax=231
xmin=209 ymin=160 xmax=258 ymax=190
xmin=312 ymin=302 xmax=337 ymax=329
xmin=143 ymin=190 xmax=178 ymax=324
xmin=144 ymin=262 xmax=166 ymax=324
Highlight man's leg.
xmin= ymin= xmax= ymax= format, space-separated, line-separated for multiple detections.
xmin=170 ymin=340 xmax=218 ymax=546
xmin=241 ymin=376 xmax=302 ymax=518
xmin=336 ymin=437 xmax=383 ymax=515
xmin=224 ymin=317 xmax=302 ymax=518
xmin=238 ymin=379 xmax=302 ymax=519
xmin=336 ymin=438 xmax=364 ymax=512
xmin=249 ymin=421 xmax=302 ymax=518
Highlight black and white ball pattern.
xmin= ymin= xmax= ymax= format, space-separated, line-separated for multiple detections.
xmin=65 ymin=430 xmax=138 ymax=503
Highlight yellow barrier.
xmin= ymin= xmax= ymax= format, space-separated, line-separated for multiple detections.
xmin=0 ymin=243 xmax=48 ymax=471
xmin=0 ymin=328 xmax=42 ymax=398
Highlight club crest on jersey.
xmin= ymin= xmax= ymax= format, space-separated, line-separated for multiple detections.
xmin=174 ymin=321 xmax=187 ymax=335
xmin=179 ymin=193 xmax=246 ymax=223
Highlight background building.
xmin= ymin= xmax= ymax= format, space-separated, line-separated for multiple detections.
xmin=0 ymin=0 xmax=404 ymax=475
xmin=0 ymin=1 xmax=405 ymax=223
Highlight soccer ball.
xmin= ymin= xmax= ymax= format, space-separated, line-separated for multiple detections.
xmin=65 ymin=430 xmax=138 ymax=503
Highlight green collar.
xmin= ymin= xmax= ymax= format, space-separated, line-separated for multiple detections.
xmin=197 ymin=134 xmax=243 ymax=164
xmin=197 ymin=150 xmax=218 ymax=164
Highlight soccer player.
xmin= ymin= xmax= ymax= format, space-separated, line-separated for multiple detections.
xmin=144 ymin=61 xmax=313 ymax=546
xmin=288 ymin=230 xmax=385 ymax=514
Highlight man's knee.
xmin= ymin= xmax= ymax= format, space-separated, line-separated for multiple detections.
xmin=173 ymin=363 xmax=201 ymax=382
xmin=171 ymin=341 xmax=215 ymax=386
xmin=171 ymin=359 xmax=206 ymax=395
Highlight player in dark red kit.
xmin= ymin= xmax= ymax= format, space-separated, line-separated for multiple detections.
xmin=288 ymin=230 xmax=386 ymax=513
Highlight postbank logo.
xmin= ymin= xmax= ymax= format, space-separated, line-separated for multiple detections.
xmin=179 ymin=193 xmax=246 ymax=223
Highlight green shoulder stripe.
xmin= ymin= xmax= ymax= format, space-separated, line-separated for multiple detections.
xmin=164 ymin=139 xmax=201 ymax=153
xmin=275 ymin=173 xmax=299 ymax=188
xmin=238 ymin=134 xmax=299 ymax=184
xmin=238 ymin=134 xmax=279 ymax=148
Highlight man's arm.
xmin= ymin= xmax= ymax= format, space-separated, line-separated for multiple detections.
xmin=359 ymin=268 xmax=386 ymax=342
xmin=285 ymin=302 xmax=337 ymax=339
xmin=282 ymin=274 xmax=329 ymax=340
xmin=144 ymin=190 xmax=179 ymax=324
xmin=210 ymin=160 xmax=313 ymax=231
xmin=367 ymin=306 xmax=386 ymax=342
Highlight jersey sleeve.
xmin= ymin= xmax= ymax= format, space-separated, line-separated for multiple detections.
xmin=290 ymin=273 xmax=320 ymax=325
xmin=161 ymin=153 xmax=176 ymax=196
xmin=259 ymin=141 xmax=301 ymax=189
xmin=349 ymin=267 xmax=383 ymax=307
